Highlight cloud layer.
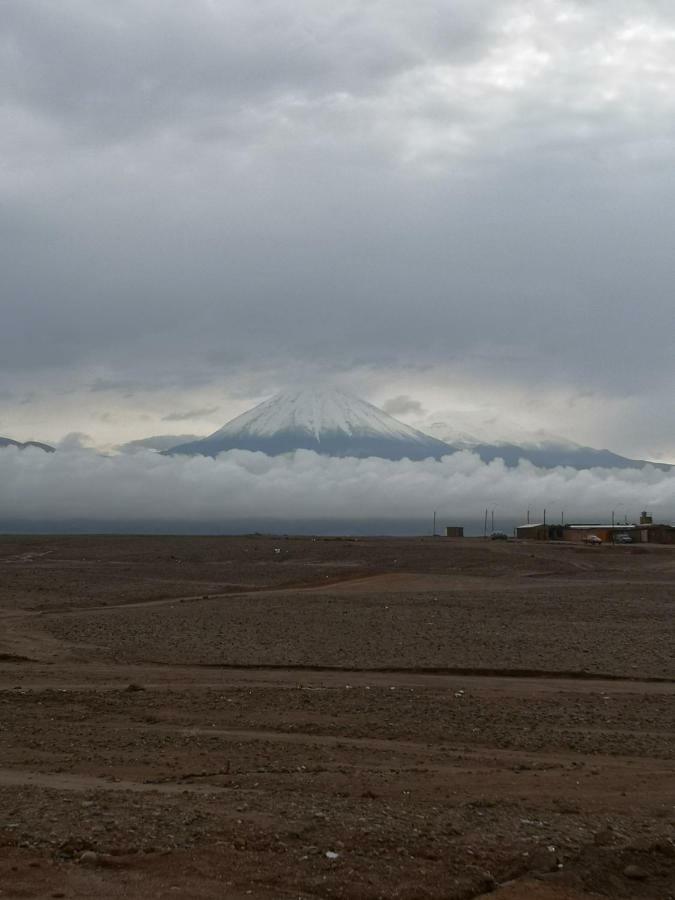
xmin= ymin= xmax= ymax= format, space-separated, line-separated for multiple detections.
xmin=2 ymin=446 xmax=672 ymax=528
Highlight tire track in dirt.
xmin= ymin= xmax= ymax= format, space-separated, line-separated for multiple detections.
xmin=2 ymin=661 xmax=673 ymax=695
xmin=161 ymin=725 xmax=675 ymax=766
xmin=143 ymin=661 xmax=675 ymax=686
xmin=0 ymin=768 xmax=230 ymax=795
xmin=0 ymin=550 xmax=54 ymax=564
xmin=1 ymin=736 xmax=671 ymax=797
xmin=0 ymin=572 xmax=397 ymax=660
xmin=34 ymin=570 xmax=397 ymax=616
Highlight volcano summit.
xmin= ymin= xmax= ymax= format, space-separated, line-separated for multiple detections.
xmin=167 ymin=389 xmax=453 ymax=460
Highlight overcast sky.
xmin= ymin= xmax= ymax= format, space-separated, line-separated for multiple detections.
xmin=2 ymin=0 xmax=674 ymax=459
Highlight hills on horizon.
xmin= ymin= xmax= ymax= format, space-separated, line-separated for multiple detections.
xmin=460 ymin=439 xmax=671 ymax=472
xmin=0 ymin=436 xmax=55 ymax=453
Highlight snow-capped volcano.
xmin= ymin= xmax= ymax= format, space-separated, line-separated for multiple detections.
xmin=167 ymin=388 xmax=453 ymax=460
xmin=165 ymin=388 xmax=672 ymax=469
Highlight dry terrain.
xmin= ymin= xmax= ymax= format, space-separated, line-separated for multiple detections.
xmin=0 ymin=534 xmax=673 ymax=899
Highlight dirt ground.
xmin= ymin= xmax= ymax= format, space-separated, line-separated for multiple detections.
xmin=0 ymin=535 xmax=673 ymax=899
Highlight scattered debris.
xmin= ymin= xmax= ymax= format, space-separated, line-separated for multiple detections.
xmin=527 ymin=844 xmax=563 ymax=873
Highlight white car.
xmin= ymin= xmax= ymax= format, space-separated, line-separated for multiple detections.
xmin=584 ymin=534 xmax=602 ymax=545
xmin=614 ymin=533 xmax=633 ymax=544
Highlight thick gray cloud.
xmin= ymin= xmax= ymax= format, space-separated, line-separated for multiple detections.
xmin=162 ymin=407 xmax=220 ymax=422
xmin=383 ymin=396 xmax=426 ymax=417
xmin=1 ymin=446 xmax=673 ymax=525
xmin=1 ymin=1 xmax=674 ymax=458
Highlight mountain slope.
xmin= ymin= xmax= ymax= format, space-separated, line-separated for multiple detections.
xmin=167 ymin=389 xmax=454 ymax=460
xmin=0 ymin=436 xmax=55 ymax=452
xmin=117 ymin=435 xmax=203 ymax=454
xmin=419 ymin=416 xmax=672 ymax=471
xmin=466 ymin=441 xmax=672 ymax=471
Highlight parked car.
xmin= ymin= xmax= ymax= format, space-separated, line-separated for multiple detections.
xmin=584 ymin=534 xmax=602 ymax=545
xmin=614 ymin=533 xmax=633 ymax=544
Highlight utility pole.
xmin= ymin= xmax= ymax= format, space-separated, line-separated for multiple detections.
xmin=491 ymin=509 xmax=494 ymax=532
xmin=543 ymin=508 xmax=546 ymax=525
xmin=484 ymin=508 xmax=488 ymax=537
xmin=527 ymin=509 xmax=530 ymax=524
xmin=611 ymin=510 xmax=615 ymax=526
xmin=433 ymin=510 xmax=436 ymax=537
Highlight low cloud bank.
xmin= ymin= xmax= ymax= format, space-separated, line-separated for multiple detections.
xmin=2 ymin=446 xmax=674 ymax=527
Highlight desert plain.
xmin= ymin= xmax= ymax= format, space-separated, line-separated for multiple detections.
xmin=0 ymin=534 xmax=673 ymax=899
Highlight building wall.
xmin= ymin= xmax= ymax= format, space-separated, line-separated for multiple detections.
xmin=516 ymin=525 xmax=548 ymax=540
xmin=562 ymin=527 xmax=614 ymax=543
xmin=647 ymin=526 xmax=675 ymax=544
xmin=517 ymin=524 xmax=674 ymax=544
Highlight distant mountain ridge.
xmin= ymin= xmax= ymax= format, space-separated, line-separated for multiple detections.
xmin=417 ymin=414 xmax=672 ymax=471
xmin=463 ymin=440 xmax=672 ymax=472
xmin=117 ymin=434 xmax=202 ymax=454
xmin=0 ymin=436 xmax=54 ymax=452
xmin=167 ymin=389 xmax=453 ymax=460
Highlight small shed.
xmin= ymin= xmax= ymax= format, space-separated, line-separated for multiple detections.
xmin=445 ymin=526 xmax=464 ymax=538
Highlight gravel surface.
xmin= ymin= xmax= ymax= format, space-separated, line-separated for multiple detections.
xmin=42 ymin=579 xmax=675 ymax=677
xmin=0 ymin=535 xmax=673 ymax=899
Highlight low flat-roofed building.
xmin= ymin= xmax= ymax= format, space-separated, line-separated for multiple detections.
xmin=516 ymin=523 xmax=549 ymax=540
xmin=562 ymin=525 xmax=642 ymax=543
xmin=515 ymin=521 xmax=675 ymax=544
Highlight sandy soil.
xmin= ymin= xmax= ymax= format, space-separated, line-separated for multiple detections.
xmin=0 ymin=535 xmax=673 ymax=899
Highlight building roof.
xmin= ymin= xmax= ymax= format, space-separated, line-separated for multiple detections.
xmin=565 ymin=524 xmax=638 ymax=530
